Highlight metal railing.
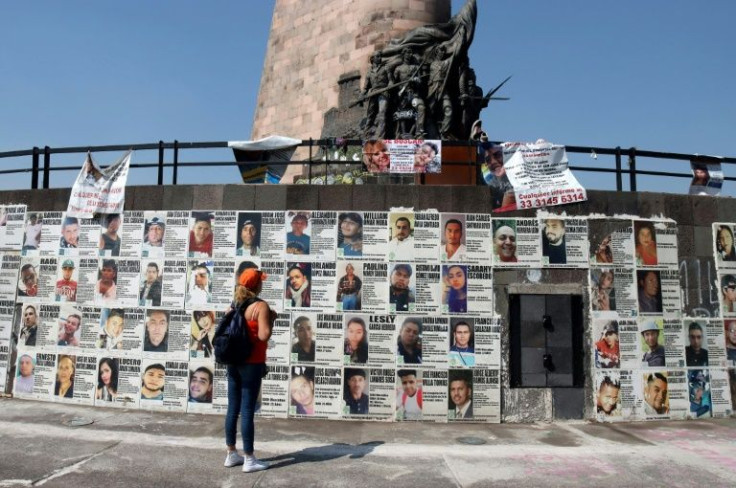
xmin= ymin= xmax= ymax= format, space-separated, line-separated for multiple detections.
xmin=1 ymin=139 xmax=734 ymax=191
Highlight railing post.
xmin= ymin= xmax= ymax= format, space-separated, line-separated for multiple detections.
xmin=43 ymin=146 xmax=51 ymax=189
xmin=172 ymin=140 xmax=179 ymax=185
xmin=31 ymin=147 xmax=40 ymax=190
xmin=614 ymin=146 xmax=622 ymax=191
xmin=157 ymin=140 xmax=165 ymax=186
xmin=628 ymin=147 xmax=637 ymax=192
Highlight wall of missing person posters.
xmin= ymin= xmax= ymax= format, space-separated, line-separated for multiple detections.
xmin=0 ymin=202 xmax=734 ymax=423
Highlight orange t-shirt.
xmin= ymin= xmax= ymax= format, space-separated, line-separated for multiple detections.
xmin=245 ymin=307 xmax=268 ymax=364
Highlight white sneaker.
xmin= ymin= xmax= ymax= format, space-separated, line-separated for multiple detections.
xmin=224 ymin=451 xmax=244 ymax=467
xmin=243 ymin=456 xmax=269 ymax=473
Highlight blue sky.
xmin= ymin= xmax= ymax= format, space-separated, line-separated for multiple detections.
xmin=1 ymin=0 xmax=734 ymax=193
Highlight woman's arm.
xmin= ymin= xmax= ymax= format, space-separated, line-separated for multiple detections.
xmin=250 ymin=301 xmax=274 ymax=342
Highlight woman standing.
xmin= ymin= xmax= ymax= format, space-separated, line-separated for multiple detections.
xmin=224 ymin=268 xmax=275 ymax=473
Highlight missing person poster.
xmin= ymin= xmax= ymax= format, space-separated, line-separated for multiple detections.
xmin=469 ymin=369 xmax=501 ymax=423
xmin=12 ymin=349 xmax=37 ymax=398
xmin=540 ymin=216 xmax=589 ymax=268
xmin=707 ymin=368 xmax=734 ymax=417
xmin=473 ymin=317 xmax=502 ymax=369
xmin=312 ymin=313 xmax=343 ymax=365
xmin=35 ymin=212 xmax=63 ymax=257
xmin=417 ymin=316 xmax=448 ymax=369
xmin=590 ymin=267 xmax=637 ymax=319
xmin=310 ymin=262 xmax=338 ymax=310
xmin=291 ymin=365 xmax=342 ymax=419
xmin=259 ymin=260 xmax=286 ymax=312
xmin=335 ymin=261 xmax=364 ymax=312
xmin=120 ymin=211 xmax=145 ymax=258
xmin=419 ymin=369 xmax=448 ymax=422
xmin=413 ymin=264 xmax=441 ymax=314
xmin=595 ymin=370 xmax=627 ymax=421
xmin=413 ymin=211 xmax=441 ymax=263
xmin=492 ymin=218 xmax=541 ymax=268
xmin=32 ymin=352 xmax=57 ymax=399
xmin=100 ymin=259 xmax=141 ymax=307
xmin=36 ymin=304 xmax=62 ymax=349
xmin=607 ymin=318 xmax=640 ymax=370
xmin=186 ymin=359 xmax=216 ymax=414
xmin=459 ymin=213 xmax=492 ymax=265
xmin=184 ymin=260 xmax=215 ymax=310
xmin=284 ymin=262 xmax=313 ymax=311
xmin=365 ymin=315 xmax=396 ymax=367
xmin=187 ymin=212 xmax=215 ymax=259
xmin=75 ymin=258 xmax=99 ymax=305
xmin=70 ymin=217 xmax=102 ymax=258
xmin=162 ymin=211 xmax=190 ymax=259
xmin=387 ymin=211 xmax=415 ymax=262
xmin=358 ymin=262 xmax=388 ymax=312
xmin=589 ymin=219 xmax=634 ymax=267
xmin=267 ymin=312 xmax=292 ymax=365
xmin=0 ymin=204 xmax=27 ymax=250
xmin=0 ymin=300 xmax=15 ymax=341
xmin=689 ymin=160 xmax=723 ymax=196
xmin=255 ymin=212 xmax=286 ymax=261
xmin=393 ymin=140 xmax=442 ymax=174
xmin=633 ymin=220 xmax=678 ymax=269
xmin=68 ymin=353 xmax=96 ymax=405
xmin=0 ymin=341 xmax=9 ymax=392
xmin=659 ymin=269 xmax=682 ymax=318
xmin=0 ymin=253 xmax=21 ymax=301
xmin=347 ymin=211 xmax=389 ymax=260
xmin=363 ymin=368 xmax=395 ymax=420
xmin=284 ymin=211 xmax=336 ymax=261
xmin=109 ymin=356 xmax=141 ymax=409
xmin=211 ymin=211 xmax=238 ymax=259
xmin=259 ymin=364 xmax=290 ymax=418
xmin=289 ymin=312 xmax=319 ymax=364
xmin=17 ymin=257 xmax=56 ymax=303
xmin=210 ymin=260 xmax=237 ymax=308
xmin=714 ymin=223 xmax=736 ymax=271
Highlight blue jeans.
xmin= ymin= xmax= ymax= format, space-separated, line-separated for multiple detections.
xmin=225 ymin=364 xmax=263 ymax=453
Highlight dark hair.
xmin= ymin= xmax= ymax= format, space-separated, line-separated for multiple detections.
xmin=107 ymin=309 xmax=124 ymax=320
xmin=62 ymin=216 xmax=79 ymax=228
xmin=421 ymin=142 xmax=438 ymax=155
xmin=395 ymin=217 xmax=411 ymax=228
xmin=192 ymin=366 xmax=213 ymax=384
xmin=146 ymin=262 xmax=159 ymax=272
xmin=20 ymin=263 xmax=35 ymax=273
xmin=444 ymin=219 xmax=463 ymax=232
xmin=345 ymin=317 xmax=368 ymax=363
xmin=599 ymin=375 xmax=620 ymax=391
xmin=397 ymin=369 xmax=417 ymax=378
xmin=392 ymin=264 xmax=412 ymax=277
xmin=293 ymin=316 xmax=311 ymax=332
xmin=193 ymin=310 xmax=215 ymax=324
xmin=688 ymin=322 xmax=703 ymax=333
xmin=97 ymin=358 xmax=119 ymax=390
xmin=401 ymin=318 xmax=422 ymax=332
xmin=345 ymin=368 xmax=366 ymax=380
xmin=449 ymin=370 xmax=472 ymax=387
xmin=105 ymin=214 xmax=121 ymax=226
xmin=287 ymin=264 xmax=307 ymax=277
xmin=452 ymin=320 xmax=474 ymax=347
xmin=635 ymin=221 xmax=657 ymax=245
xmin=101 ymin=259 xmax=117 ymax=272
xmin=66 ymin=314 xmax=82 ymax=326
xmin=24 ymin=304 xmax=37 ymax=313
xmin=142 ymin=363 xmax=166 ymax=390
xmin=339 ymin=212 xmax=363 ymax=227
xmin=647 ymin=372 xmax=668 ymax=385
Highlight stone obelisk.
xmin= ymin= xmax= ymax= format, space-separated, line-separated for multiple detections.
xmin=251 ymin=0 xmax=451 ymax=144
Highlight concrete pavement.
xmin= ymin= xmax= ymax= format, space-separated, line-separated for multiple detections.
xmin=0 ymin=397 xmax=734 ymax=487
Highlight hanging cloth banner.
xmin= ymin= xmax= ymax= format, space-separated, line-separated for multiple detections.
xmin=482 ymin=140 xmax=587 ymax=213
xmin=229 ymin=135 xmax=302 ymax=184
xmin=67 ymin=150 xmax=132 ymax=218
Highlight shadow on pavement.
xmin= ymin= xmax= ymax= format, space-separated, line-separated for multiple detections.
xmin=263 ymin=441 xmax=385 ymax=469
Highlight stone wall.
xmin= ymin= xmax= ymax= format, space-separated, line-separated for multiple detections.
xmin=1 ymin=185 xmax=728 ymax=422
xmin=251 ymin=0 xmax=451 ymax=143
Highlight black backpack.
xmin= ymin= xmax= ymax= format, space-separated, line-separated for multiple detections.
xmin=213 ymin=297 xmax=262 ymax=365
